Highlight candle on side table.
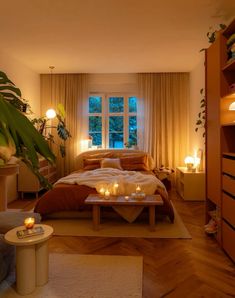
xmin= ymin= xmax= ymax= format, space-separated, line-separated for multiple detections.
xmin=24 ymin=217 xmax=35 ymax=229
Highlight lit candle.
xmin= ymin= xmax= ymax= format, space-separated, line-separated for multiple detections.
xmin=99 ymin=187 xmax=105 ymax=195
xmin=24 ymin=217 xmax=35 ymax=229
xmin=113 ymin=183 xmax=119 ymax=195
xmin=124 ymin=196 xmax=129 ymax=201
xmin=136 ymin=185 xmax=141 ymax=193
xmin=104 ymin=190 xmax=110 ymax=199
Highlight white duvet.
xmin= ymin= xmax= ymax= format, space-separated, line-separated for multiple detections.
xmin=55 ymin=168 xmax=165 ymax=195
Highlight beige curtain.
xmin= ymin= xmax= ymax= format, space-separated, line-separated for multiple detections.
xmin=40 ymin=74 xmax=88 ymax=178
xmin=138 ymin=73 xmax=189 ymax=169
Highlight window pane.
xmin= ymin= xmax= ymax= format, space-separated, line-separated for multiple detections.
xmin=128 ymin=97 xmax=137 ymax=113
xmin=109 ymin=116 xmax=123 ymax=132
xmin=89 ymin=96 xmax=102 ymax=113
xmin=109 ymin=97 xmax=124 ymax=113
xmin=109 ymin=133 xmax=123 ymax=148
xmin=129 ymin=116 xmax=137 ymax=145
xmin=109 ymin=116 xmax=123 ymax=148
xmin=89 ymin=116 xmax=102 ymax=132
xmin=89 ymin=133 xmax=102 ymax=146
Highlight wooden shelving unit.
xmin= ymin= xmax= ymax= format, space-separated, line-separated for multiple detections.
xmin=18 ymin=157 xmax=57 ymax=198
xmin=206 ymin=18 xmax=235 ymax=261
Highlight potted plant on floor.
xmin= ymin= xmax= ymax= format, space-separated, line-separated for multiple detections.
xmin=0 ymin=70 xmax=55 ymax=189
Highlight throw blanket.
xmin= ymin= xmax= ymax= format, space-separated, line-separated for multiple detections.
xmin=55 ymin=168 xmax=165 ymax=195
xmin=55 ymin=168 xmax=166 ymax=223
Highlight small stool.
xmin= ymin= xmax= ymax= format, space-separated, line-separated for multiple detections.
xmin=4 ymin=224 xmax=53 ymax=295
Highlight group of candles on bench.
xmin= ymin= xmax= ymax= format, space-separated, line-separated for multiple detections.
xmin=98 ymin=183 xmax=146 ymax=200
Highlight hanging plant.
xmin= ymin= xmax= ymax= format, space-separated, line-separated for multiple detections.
xmin=200 ymin=23 xmax=227 ymax=52
xmin=0 ymin=70 xmax=55 ymax=189
xmin=195 ymin=88 xmax=205 ymax=138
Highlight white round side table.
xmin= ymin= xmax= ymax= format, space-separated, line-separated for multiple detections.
xmin=4 ymin=224 xmax=53 ymax=295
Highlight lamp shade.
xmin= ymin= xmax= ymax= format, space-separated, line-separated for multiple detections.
xmin=229 ymin=102 xmax=235 ymax=111
xmin=46 ymin=109 xmax=56 ymax=119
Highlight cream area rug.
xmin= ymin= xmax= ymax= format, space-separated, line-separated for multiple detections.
xmin=0 ymin=254 xmax=143 ymax=298
xmin=43 ymin=205 xmax=191 ymax=239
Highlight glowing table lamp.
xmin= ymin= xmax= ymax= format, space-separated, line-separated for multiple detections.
xmin=184 ymin=156 xmax=194 ymax=171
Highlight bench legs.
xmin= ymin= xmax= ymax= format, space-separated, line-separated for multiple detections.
xmin=93 ymin=205 xmax=100 ymax=231
xmin=149 ymin=206 xmax=156 ymax=231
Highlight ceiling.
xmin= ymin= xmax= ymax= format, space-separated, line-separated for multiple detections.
xmin=1 ymin=0 xmax=235 ymax=73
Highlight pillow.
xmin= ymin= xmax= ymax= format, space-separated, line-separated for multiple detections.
xmin=100 ymin=158 xmax=123 ymax=170
xmin=120 ymin=155 xmax=149 ymax=171
xmin=83 ymin=158 xmax=101 ymax=170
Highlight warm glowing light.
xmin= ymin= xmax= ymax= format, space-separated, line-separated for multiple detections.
xmin=24 ymin=217 xmax=35 ymax=229
xmin=99 ymin=187 xmax=105 ymax=195
xmin=46 ymin=109 xmax=56 ymax=119
xmin=184 ymin=156 xmax=194 ymax=170
xmin=113 ymin=183 xmax=119 ymax=195
xmin=136 ymin=185 xmax=141 ymax=193
xmin=229 ymin=102 xmax=235 ymax=111
xmin=104 ymin=190 xmax=110 ymax=199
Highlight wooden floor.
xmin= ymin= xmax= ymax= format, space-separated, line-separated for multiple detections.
xmin=9 ymin=190 xmax=235 ymax=298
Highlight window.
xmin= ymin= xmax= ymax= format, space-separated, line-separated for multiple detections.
xmin=88 ymin=94 xmax=137 ymax=148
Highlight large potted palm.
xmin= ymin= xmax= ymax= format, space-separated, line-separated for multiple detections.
xmin=0 ymin=70 xmax=56 ymax=201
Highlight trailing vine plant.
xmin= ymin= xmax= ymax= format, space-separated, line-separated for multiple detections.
xmin=195 ymin=88 xmax=205 ymax=138
xmin=200 ymin=23 xmax=227 ymax=52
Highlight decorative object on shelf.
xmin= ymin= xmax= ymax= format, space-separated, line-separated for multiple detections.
xmin=0 ymin=70 xmax=55 ymax=189
xmin=230 ymin=83 xmax=235 ymax=93
xmin=195 ymin=88 xmax=206 ymax=139
xmin=184 ymin=156 xmax=194 ymax=171
xmin=226 ymin=33 xmax=235 ymax=64
xmin=24 ymin=217 xmax=35 ymax=229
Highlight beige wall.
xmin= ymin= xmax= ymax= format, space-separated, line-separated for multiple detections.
xmin=0 ymin=50 xmax=40 ymax=117
xmin=189 ymin=56 xmax=205 ymax=166
xmin=0 ymin=50 xmax=40 ymax=202
xmin=88 ymin=73 xmax=138 ymax=93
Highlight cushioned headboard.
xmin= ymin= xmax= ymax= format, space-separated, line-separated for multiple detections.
xmin=76 ymin=149 xmax=155 ymax=170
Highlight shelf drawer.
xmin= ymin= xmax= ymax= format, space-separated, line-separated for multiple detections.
xmin=222 ymin=174 xmax=235 ymax=196
xmin=222 ymin=157 xmax=235 ymax=176
xmin=222 ymin=220 xmax=235 ymax=262
xmin=222 ymin=192 xmax=235 ymax=227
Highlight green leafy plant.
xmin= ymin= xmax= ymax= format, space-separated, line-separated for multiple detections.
xmin=195 ymin=88 xmax=205 ymax=138
xmin=0 ymin=70 xmax=55 ymax=188
xmin=31 ymin=103 xmax=71 ymax=158
xmin=200 ymin=23 xmax=227 ymax=52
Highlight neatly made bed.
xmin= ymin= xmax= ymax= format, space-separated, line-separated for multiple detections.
xmin=34 ymin=150 xmax=174 ymax=222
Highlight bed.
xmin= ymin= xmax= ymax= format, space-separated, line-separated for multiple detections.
xmin=34 ymin=149 xmax=174 ymax=223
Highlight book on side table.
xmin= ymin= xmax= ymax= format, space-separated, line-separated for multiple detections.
xmin=16 ymin=226 xmax=45 ymax=239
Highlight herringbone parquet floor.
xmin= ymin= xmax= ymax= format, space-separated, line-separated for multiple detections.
xmin=9 ymin=189 xmax=235 ymax=298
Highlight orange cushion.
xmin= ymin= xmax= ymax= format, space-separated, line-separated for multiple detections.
xmin=100 ymin=158 xmax=123 ymax=170
xmin=120 ymin=155 xmax=149 ymax=171
xmin=83 ymin=158 xmax=101 ymax=170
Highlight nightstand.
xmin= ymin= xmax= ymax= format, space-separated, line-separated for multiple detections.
xmin=4 ymin=224 xmax=53 ymax=295
xmin=176 ymin=167 xmax=205 ymax=201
